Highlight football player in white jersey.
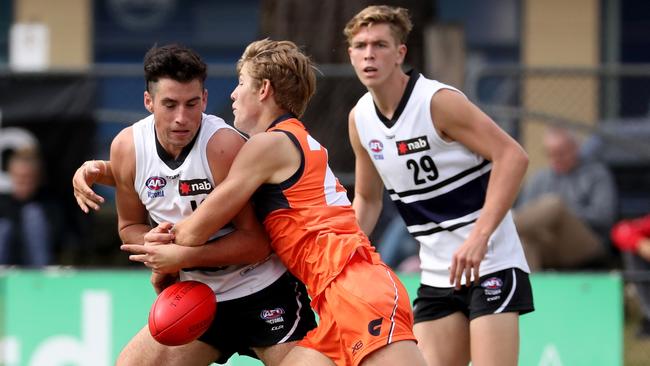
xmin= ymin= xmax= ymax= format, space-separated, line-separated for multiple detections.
xmin=72 ymin=44 xmax=315 ymax=366
xmin=345 ymin=6 xmax=534 ymax=366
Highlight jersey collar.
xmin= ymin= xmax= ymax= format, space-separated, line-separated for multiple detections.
xmin=373 ymin=69 xmax=420 ymax=128
xmin=266 ymin=113 xmax=296 ymax=131
xmin=155 ymin=124 xmax=201 ymax=170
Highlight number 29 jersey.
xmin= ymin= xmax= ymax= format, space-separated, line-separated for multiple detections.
xmin=353 ymin=73 xmax=529 ymax=287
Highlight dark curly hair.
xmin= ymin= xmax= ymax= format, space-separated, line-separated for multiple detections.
xmin=143 ymin=44 xmax=207 ymax=94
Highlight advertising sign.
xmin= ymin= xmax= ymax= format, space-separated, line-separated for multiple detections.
xmin=0 ymin=270 xmax=622 ymax=366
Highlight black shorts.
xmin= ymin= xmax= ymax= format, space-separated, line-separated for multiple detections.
xmin=198 ymin=271 xmax=317 ymax=363
xmin=413 ymin=268 xmax=534 ymax=323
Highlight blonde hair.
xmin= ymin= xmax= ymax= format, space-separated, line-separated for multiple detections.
xmin=236 ymin=39 xmax=316 ymax=118
xmin=344 ymin=5 xmax=413 ymax=45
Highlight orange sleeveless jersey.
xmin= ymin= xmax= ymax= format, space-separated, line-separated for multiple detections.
xmin=254 ymin=117 xmax=381 ymax=299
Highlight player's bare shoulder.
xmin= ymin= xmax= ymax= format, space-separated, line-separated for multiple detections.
xmin=430 ymin=88 xmax=469 ymax=119
xmin=110 ymin=126 xmax=135 ymax=156
xmin=430 ymin=88 xmax=475 ymax=141
xmin=109 ymin=126 xmax=136 ymax=182
xmin=348 ymin=106 xmax=357 ymax=126
xmin=206 ymin=127 xmax=246 ymax=156
xmin=239 ymin=131 xmax=298 ymax=185
xmin=205 ymin=126 xmax=247 ymax=182
xmin=247 ymin=131 xmax=295 ymax=159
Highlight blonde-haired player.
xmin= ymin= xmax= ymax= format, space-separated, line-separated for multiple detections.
xmin=168 ymin=39 xmax=427 ymax=366
xmin=345 ymin=5 xmax=534 ymax=366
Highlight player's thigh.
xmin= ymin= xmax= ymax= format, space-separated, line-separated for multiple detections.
xmin=117 ymin=325 xmax=220 ymax=366
xmin=253 ymin=340 xmax=299 ymax=366
xmin=279 ymin=345 xmax=336 ymax=366
xmin=413 ymin=313 xmax=470 ymax=366
xmin=360 ymin=340 xmax=426 ymax=366
xmin=469 ymin=312 xmax=519 ymax=366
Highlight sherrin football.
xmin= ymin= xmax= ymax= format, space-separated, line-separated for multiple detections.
xmin=148 ymin=280 xmax=217 ymax=346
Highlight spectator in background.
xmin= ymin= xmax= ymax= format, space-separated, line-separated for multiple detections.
xmin=0 ymin=148 xmax=53 ymax=266
xmin=515 ymin=127 xmax=618 ymax=270
xmin=611 ymin=214 xmax=650 ymax=339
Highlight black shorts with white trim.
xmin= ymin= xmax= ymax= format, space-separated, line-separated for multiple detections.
xmin=198 ymin=271 xmax=316 ymax=363
xmin=413 ymin=267 xmax=534 ymax=323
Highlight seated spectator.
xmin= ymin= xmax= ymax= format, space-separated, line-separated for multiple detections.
xmin=611 ymin=214 xmax=650 ymax=339
xmin=0 ymin=148 xmax=54 ymax=266
xmin=515 ymin=127 xmax=617 ymax=270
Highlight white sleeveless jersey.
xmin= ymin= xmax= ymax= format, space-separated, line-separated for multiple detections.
xmin=353 ymin=73 xmax=529 ymax=287
xmin=132 ymin=113 xmax=286 ymax=301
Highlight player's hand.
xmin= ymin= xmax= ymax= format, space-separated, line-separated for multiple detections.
xmin=449 ymin=234 xmax=488 ymax=290
xmin=121 ymin=243 xmax=188 ymax=273
xmin=72 ymin=160 xmax=106 ymax=213
xmin=150 ymin=272 xmax=178 ymax=294
xmin=144 ymin=222 xmax=175 ymax=246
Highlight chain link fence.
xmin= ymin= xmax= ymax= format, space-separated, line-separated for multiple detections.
xmin=466 ymin=64 xmax=650 ymax=158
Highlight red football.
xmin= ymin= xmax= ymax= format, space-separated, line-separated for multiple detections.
xmin=148 ymin=280 xmax=217 ymax=346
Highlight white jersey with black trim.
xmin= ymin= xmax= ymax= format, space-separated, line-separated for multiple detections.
xmin=353 ymin=73 xmax=529 ymax=287
xmin=132 ymin=113 xmax=286 ymax=301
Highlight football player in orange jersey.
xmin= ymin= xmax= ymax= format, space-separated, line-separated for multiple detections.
xmin=166 ymin=39 xmax=427 ymax=366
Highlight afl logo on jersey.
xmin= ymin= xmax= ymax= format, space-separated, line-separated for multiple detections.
xmin=145 ymin=176 xmax=166 ymax=198
xmin=368 ymin=139 xmax=385 ymax=160
xmin=146 ymin=176 xmax=167 ymax=190
xmin=369 ymin=139 xmax=383 ymax=152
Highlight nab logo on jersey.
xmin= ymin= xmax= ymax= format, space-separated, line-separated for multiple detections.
xmin=179 ymin=179 xmax=213 ymax=196
xmin=145 ymin=176 xmax=166 ymax=198
xmin=396 ymin=136 xmax=430 ymax=156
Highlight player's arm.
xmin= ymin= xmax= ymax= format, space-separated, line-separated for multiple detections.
xmin=72 ymin=160 xmax=115 ymax=213
xmin=139 ymin=129 xmax=271 ymax=268
xmin=348 ymin=108 xmax=385 ymax=235
xmin=433 ymin=90 xmax=528 ymax=241
xmin=120 ymin=130 xmax=274 ymax=273
xmin=110 ymin=129 xmax=177 ymax=293
xmin=168 ymin=207 xmax=271 ymax=268
xmin=432 ymin=89 xmax=529 ymax=287
xmin=173 ymin=132 xmax=292 ymax=247
xmin=195 ymin=129 xmax=271 ymax=263
xmin=111 ymin=128 xmax=151 ymax=244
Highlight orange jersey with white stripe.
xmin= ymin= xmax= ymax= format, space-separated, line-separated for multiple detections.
xmin=253 ymin=116 xmax=380 ymax=299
